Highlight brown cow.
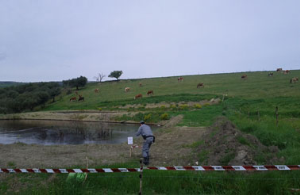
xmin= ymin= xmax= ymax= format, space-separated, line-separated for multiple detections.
xmin=139 ymin=82 xmax=143 ymax=87
xmin=70 ymin=97 xmax=77 ymax=101
xmin=241 ymin=74 xmax=247 ymax=79
xmin=134 ymin=94 xmax=142 ymax=100
xmin=94 ymin=88 xmax=99 ymax=93
xmin=178 ymin=77 xmax=184 ymax=82
xmin=290 ymin=77 xmax=299 ymax=83
xmin=197 ymin=83 xmax=204 ymax=88
xmin=147 ymin=90 xmax=154 ymax=96
xmin=78 ymin=95 xmax=84 ymax=101
xmin=125 ymin=87 xmax=130 ymax=92
xmin=276 ymin=68 xmax=282 ymax=72
xmin=283 ymin=70 xmax=290 ymax=74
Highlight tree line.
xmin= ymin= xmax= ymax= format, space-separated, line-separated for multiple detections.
xmin=0 ymin=76 xmax=88 ymax=114
xmin=0 ymin=82 xmax=61 ymax=113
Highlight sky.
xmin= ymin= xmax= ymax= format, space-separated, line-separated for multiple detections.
xmin=0 ymin=0 xmax=300 ymax=82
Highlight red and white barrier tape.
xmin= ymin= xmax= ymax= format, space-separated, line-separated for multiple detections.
xmin=1 ymin=165 xmax=300 ymax=173
xmin=130 ymin=144 xmax=139 ymax=149
xmin=0 ymin=168 xmax=140 ymax=173
xmin=146 ymin=165 xmax=300 ymax=171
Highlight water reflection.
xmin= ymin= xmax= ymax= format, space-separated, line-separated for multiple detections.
xmin=0 ymin=120 xmax=158 ymax=145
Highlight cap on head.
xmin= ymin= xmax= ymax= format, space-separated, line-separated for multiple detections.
xmin=140 ymin=120 xmax=145 ymax=124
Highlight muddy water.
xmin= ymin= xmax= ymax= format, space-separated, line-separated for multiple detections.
xmin=0 ymin=120 xmax=158 ymax=145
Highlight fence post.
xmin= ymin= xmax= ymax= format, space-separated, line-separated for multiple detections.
xmin=275 ymin=106 xmax=279 ymax=126
xmin=139 ymin=158 xmax=143 ymax=195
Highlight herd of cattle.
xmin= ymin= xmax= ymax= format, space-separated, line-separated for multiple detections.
xmin=240 ymin=68 xmax=298 ymax=84
xmin=69 ymin=68 xmax=298 ymax=102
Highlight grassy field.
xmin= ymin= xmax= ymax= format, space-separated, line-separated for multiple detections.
xmin=44 ymin=70 xmax=300 ymax=111
xmin=2 ymin=70 xmax=300 ymax=194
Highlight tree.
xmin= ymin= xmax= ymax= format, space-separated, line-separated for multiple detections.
xmin=63 ymin=76 xmax=88 ymax=90
xmin=108 ymin=71 xmax=123 ymax=80
xmin=94 ymin=73 xmax=106 ymax=83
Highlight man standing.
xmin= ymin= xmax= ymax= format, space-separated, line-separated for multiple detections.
xmin=136 ymin=121 xmax=155 ymax=165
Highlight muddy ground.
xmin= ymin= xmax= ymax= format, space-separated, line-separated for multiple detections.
xmin=0 ymin=110 xmax=282 ymax=168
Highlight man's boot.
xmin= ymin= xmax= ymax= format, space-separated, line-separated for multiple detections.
xmin=143 ymin=157 xmax=149 ymax=165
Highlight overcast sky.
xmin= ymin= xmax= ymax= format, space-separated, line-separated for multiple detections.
xmin=0 ymin=0 xmax=299 ymax=82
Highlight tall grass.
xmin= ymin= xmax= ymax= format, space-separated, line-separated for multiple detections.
xmin=4 ymin=169 xmax=300 ymax=194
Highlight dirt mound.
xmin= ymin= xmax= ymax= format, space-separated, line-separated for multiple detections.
xmin=197 ymin=117 xmax=284 ymax=165
xmin=159 ymin=115 xmax=183 ymax=128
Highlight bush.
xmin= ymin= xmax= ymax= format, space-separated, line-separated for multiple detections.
xmin=160 ymin=113 xmax=169 ymax=120
xmin=194 ymin=104 xmax=202 ymax=109
xmin=144 ymin=113 xmax=152 ymax=121
xmin=179 ymin=104 xmax=189 ymax=110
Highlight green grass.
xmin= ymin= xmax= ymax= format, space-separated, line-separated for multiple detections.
xmin=42 ymin=70 xmax=300 ymax=111
xmin=3 ymin=166 xmax=300 ymax=195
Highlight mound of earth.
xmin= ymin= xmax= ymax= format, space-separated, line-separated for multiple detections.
xmin=197 ymin=117 xmax=284 ymax=165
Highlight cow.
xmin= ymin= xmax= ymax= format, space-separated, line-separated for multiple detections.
xmin=78 ymin=95 xmax=84 ymax=101
xmin=147 ymin=90 xmax=154 ymax=96
xmin=70 ymin=97 xmax=77 ymax=101
xmin=268 ymin=73 xmax=273 ymax=76
xmin=139 ymin=82 xmax=143 ymax=87
xmin=94 ymin=88 xmax=99 ymax=93
xmin=178 ymin=77 xmax=184 ymax=82
xmin=290 ymin=77 xmax=299 ymax=83
xmin=134 ymin=94 xmax=142 ymax=100
xmin=241 ymin=74 xmax=247 ymax=79
xmin=283 ymin=70 xmax=290 ymax=74
xmin=197 ymin=83 xmax=204 ymax=88
xmin=125 ymin=87 xmax=130 ymax=92
xmin=277 ymin=68 xmax=282 ymax=72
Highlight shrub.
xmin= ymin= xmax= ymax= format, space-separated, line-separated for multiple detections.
xmin=179 ymin=104 xmax=189 ymax=110
xmin=194 ymin=104 xmax=202 ymax=109
xmin=144 ymin=113 xmax=152 ymax=121
xmin=160 ymin=113 xmax=169 ymax=120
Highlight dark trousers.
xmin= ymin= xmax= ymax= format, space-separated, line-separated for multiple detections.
xmin=142 ymin=137 xmax=153 ymax=164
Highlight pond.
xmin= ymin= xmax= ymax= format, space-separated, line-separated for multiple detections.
xmin=0 ymin=120 xmax=159 ymax=145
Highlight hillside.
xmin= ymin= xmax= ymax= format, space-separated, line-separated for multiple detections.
xmin=43 ymin=70 xmax=300 ymax=111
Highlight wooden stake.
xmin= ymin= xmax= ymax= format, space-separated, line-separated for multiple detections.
xmin=139 ymin=158 xmax=143 ymax=195
xmin=130 ymin=147 xmax=132 ymax=157
xmin=275 ymin=106 xmax=279 ymax=126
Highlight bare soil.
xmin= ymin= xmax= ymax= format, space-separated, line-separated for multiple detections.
xmin=196 ymin=117 xmax=284 ymax=165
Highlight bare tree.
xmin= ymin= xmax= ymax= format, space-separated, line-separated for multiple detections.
xmin=94 ymin=73 xmax=106 ymax=83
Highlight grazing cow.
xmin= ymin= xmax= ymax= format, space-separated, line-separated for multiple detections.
xmin=139 ymin=82 xmax=143 ymax=87
xmin=125 ymin=87 xmax=130 ymax=92
xmin=283 ymin=70 xmax=290 ymax=74
xmin=290 ymin=77 xmax=299 ymax=83
xmin=94 ymin=88 xmax=99 ymax=93
xmin=241 ymin=74 xmax=247 ymax=79
xmin=197 ymin=83 xmax=204 ymax=88
xmin=277 ymin=68 xmax=282 ymax=72
xmin=78 ymin=96 xmax=84 ymax=101
xmin=178 ymin=77 xmax=184 ymax=82
xmin=147 ymin=90 xmax=154 ymax=96
xmin=70 ymin=97 xmax=77 ymax=101
xmin=134 ymin=94 xmax=142 ymax=100
xmin=268 ymin=73 xmax=273 ymax=76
